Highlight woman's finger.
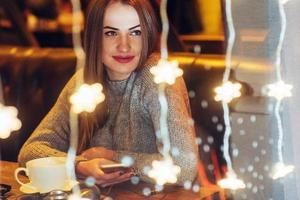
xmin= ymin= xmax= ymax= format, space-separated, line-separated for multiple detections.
xmin=99 ymin=172 xmax=134 ymax=187
xmin=90 ymin=166 xmax=105 ymax=179
xmin=100 ymin=170 xmax=124 ymax=181
xmin=94 ymin=170 xmax=121 ymax=185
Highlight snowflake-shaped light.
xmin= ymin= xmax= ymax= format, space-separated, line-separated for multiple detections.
xmin=271 ymin=162 xmax=294 ymax=180
xmin=280 ymin=0 xmax=291 ymax=4
xmin=70 ymin=83 xmax=105 ymax=114
xmin=217 ymin=171 xmax=246 ymax=190
xmin=150 ymin=59 xmax=183 ymax=85
xmin=264 ymin=81 xmax=293 ymax=100
xmin=148 ymin=158 xmax=181 ymax=185
xmin=214 ymin=81 xmax=242 ymax=103
xmin=0 ymin=103 xmax=22 ymax=139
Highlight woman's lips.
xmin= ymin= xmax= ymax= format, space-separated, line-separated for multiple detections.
xmin=112 ymin=55 xmax=135 ymax=63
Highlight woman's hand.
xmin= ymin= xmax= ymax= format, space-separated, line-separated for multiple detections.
xmin=76 ymin=158 xmax=134 ymax=187
xmin=81 ymin=147 xmax=115 ymax=160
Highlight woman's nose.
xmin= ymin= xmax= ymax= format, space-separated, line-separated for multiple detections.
xmin=117 ymin=35 xmax=130 ymax=53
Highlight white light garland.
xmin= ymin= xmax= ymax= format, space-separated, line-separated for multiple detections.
xmin=70 ymin=83 xmax=105 ymax=114
xmin=262 ymin=0 xmax=295 ymax=179
xmin=264 ymin=81 xmax=292 ymax=100
xmin=216 ymin=0 xmax=245 ymax=190
xmin=150 ymin=59 xmax=183 ymax=85
xmin=281 ymin=0 xmax=291 ymax=5
xmin=214 ymin=81 xmax=242 ymax=103
xmin=0 ymin=103 xmax=22 ymax=139
xmin=148 ymin=158 xmax=181 ymax=186
xmin=148 ymin=0 xmax=183 ymax=185
xmin=0 ymin=76 xmax=22 ymax=140
xmin=217 ymin=171 xmax=246 ymax=190
xmin=67 ymin=0 xmax=87 ymax=197
xmin=271 ymin=162 xmax=294 ymax=180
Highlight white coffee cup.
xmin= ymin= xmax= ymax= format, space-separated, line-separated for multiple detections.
xmin=15 ymin=157 xmax=69 ymax=193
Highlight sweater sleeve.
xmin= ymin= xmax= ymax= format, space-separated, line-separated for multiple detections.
xmin=113 ymin=74 xmax=198 ymax=185
xmin=18 ymin=72 xmax=86 ymax=166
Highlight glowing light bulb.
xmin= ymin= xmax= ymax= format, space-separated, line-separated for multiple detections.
xmin=148 ymin=158 xmax=181 ymax=185
xmin=70 ymin=83 xmax=105 ymax=114
xmin=214 ymin=81 xmax=242 ymax=103
xmin=217 ymin=171 xmax=246 ymax=190
xmin=280 ymin=0 xmax=290 ymax=4
xmin=150 ymin=59 xmax=183 ymax=85
xmin=121 ymin=156 xmax=134 ymax=167
xmin=263 ymin=81 xmax=292 ymax=100
xmin=271 ymin=162 xmax=294 ymax=180
xmin=0 ymin=103 xmax=22 ymax=139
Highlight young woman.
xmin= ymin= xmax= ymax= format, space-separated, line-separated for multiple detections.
xmin=19 ymin=0 xmax=198 ymax=187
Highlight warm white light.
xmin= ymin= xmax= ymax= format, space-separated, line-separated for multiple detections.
xmin=280 ymin=0 xmax=291 ymax=4
xmin=264 ymin=81 xmax=292 ymax=100
xmin=217 ymin=171 xmax=246 ymax=190
xmin=121 ymin=156 xmax=134 ymax=167
xmin=148 ymin=158 xmax=181 ymax=185
xmin=70 ymin=83 xmax=105 ymax=114
xmin=0 ymin=103 xmax=22 ymax=139
xmin=214 ymin=81 xmax=242 ymax=103
xmin=271 ymin=162 xmax=294 ymax=180
xmin=150 ymin=59 xmax=183 ymax=85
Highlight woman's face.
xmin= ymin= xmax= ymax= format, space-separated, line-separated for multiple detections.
xmin=102 ymin=2 xmax=142 ymax=81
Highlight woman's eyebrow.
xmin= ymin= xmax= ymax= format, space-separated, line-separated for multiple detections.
xmin=129 ymin=25 xmax=141 ymax=30
xmin=103 ymin=25 xmax=140 ymax=30
xmin=103 ymin=26 xmax=118 ymax=30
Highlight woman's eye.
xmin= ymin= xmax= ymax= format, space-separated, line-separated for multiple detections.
xmin=130 ymin=30 xmax=142 ymax=36
xmin=104 ymin=31 xmax=117 ymax=36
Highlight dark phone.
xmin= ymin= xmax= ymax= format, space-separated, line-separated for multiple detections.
xmin=100 ymin=164 xmax=131 ymax=174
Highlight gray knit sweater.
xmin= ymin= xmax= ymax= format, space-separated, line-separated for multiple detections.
xmin=18 ymin=55 xmax=198 ymax=184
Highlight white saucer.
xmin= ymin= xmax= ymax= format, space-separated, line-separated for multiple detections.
xmin=19 ymin=180 xmax=78 ymax=194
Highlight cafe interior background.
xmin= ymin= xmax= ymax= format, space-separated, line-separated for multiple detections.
xmin=0 ymin=0 xmax=300 ymax=199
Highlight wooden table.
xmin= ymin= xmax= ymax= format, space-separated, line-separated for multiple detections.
xmin=0 ymin=161 xmax=221 ymax=200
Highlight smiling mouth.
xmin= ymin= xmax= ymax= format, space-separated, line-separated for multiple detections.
xmin=112 ymin=56 xmax=135 ymax=63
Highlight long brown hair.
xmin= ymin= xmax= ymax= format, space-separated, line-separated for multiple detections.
xmin=78 ymin=0 xmax=159 ymax=153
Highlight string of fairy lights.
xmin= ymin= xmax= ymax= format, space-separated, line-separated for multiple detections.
xmin=264 ymin=0 xmax=294 ymax=180
xmin=148 ymin=0 xmax=183 ymax=186
xmin=67 ymin=0 xmax=87 ymax=198
xmin=214 ymin=0 xmax=245 ymax=190
xmin=214 ymin=0 xmax=295 ymax=190
xmin=0 ymin=71 xmax=22 ymax=140
xmin=0 ymin=0 xmax=296 ymax=197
